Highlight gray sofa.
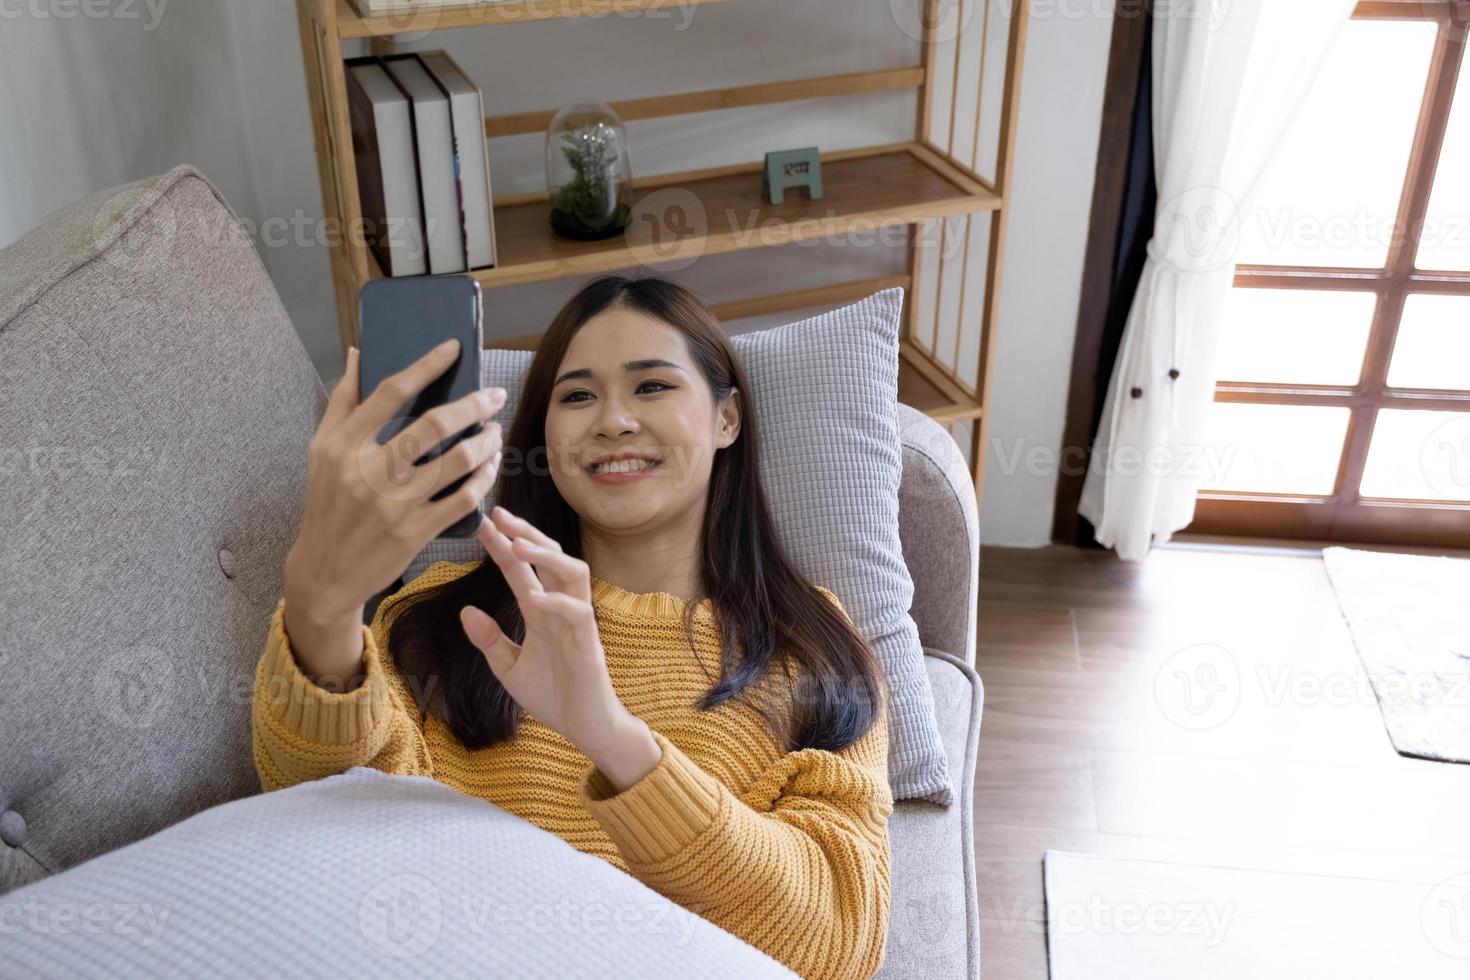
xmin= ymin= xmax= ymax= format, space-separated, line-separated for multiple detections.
xmin=0 ymin=166 xmax=984 ymax=978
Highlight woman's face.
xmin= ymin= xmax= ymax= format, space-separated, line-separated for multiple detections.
xmin=545 ymin=304 xmax=740 ymax=532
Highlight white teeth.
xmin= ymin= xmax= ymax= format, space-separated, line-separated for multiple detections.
xmin=592 ymin=458 xmax=657 ymax=475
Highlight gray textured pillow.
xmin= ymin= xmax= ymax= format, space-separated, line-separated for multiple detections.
xmin=407 ymin=288 xmax=954 ymax=805
xmin=2 ymin=767 xmax=794 ymax=977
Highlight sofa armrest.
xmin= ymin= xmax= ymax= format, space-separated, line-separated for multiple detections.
xmin=896 ymin=404 xmax=979 ymax=668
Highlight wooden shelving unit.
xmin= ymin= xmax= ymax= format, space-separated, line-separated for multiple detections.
xmin=298 ymin=0 xmax=1028 ymax=492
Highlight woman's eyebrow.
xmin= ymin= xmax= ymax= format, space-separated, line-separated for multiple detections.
xmin=554 ymin=359 xmax=684 ymax=386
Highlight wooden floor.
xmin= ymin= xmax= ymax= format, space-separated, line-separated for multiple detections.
xmin=973 ymin=540 xmax=1470 ymax=978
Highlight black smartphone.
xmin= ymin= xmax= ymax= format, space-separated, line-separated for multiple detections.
xmin=357 ymin=274 xmax=485 ymax=538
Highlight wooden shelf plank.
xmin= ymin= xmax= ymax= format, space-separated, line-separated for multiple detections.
xmin=485 ymin=68 xmax=926 ymax=138
xmin=481 ymin=291 xmax=981 ymax=427
xmin=336 ymin=0 xmax=737 ymax=38
xmin=368 ymin=145 xmax=1000 ymax=290
xmin=898 ymin=341 xmax=983 ymax=422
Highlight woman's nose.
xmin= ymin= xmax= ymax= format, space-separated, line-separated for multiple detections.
xmin=594 ymin=400 xmax=638 ymax=437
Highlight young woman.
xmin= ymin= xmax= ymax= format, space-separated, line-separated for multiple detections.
xmin=252 ymin=274 xmax=895 ymax=978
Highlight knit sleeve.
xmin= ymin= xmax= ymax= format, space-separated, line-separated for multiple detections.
xmin=576 ymin=589 xmax=893 ymax=979
xmin=578 ymin=717 xmax=892 ymax=979
xmin=250 ymin=562 xmax=472 ymax=791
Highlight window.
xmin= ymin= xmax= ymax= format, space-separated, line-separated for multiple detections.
xmin=1190 ymin=1 xmax=1470 ymax=548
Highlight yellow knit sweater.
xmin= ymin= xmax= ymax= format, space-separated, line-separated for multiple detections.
xmin=251 ymin=560 xmax=893 ymax=979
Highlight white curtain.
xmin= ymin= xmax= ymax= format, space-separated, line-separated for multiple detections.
xmin=1078 ymin=0 xmax=1359 ymax=560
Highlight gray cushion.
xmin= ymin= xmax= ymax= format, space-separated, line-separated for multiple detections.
xmin=897 ymin=404 xmax=980 ymax=662
xmin=0 ymin=766 xmax=795 ymax=978
xmin=409 ymin=290 xmax=955 ymax=805
xmin=0 ymin=166 xmax=322 ymax=893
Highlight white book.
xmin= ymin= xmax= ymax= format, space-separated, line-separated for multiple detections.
xmin=419 ymin=51 xmax=497 ymax=271
xmin=346 ymin=61 xmax=427 ymax=277
xmin=383 ymin=55 xmax=466 ymax=275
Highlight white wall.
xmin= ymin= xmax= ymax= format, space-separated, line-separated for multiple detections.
xmin=0 ymin=0 xmax=260 ymax=246
xmin=980 ymin=3 xmax=1115 ymax=545
xmin=0 ymin=0 xmax=1114 ymax=548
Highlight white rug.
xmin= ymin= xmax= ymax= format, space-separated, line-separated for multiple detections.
xmin=1321 ymin=546 xmax=1470 ymax=763
xmin=1043 ymin=850 xmax=1470 ymax=979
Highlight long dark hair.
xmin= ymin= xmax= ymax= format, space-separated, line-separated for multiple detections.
xmin=380 ymin=274 xmax=892 ymax=755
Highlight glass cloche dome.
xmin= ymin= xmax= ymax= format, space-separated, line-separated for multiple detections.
xmin=545 ymin=98 xmax=633 ymax=240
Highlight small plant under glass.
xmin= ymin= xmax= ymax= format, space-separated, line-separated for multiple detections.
xmin=546 ymin=98 xmax=632 ymax=241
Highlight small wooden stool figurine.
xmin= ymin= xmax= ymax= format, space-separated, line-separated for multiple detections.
xmin=762 ymin=147 xmax=823 ymax=205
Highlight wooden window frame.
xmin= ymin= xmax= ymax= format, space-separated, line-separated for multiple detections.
xmin=1056 ymin=0 xmax=1470 ymax=549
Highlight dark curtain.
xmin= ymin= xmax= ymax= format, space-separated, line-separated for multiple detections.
xmin=1075 ymin=9 xmax=1158 ymax=548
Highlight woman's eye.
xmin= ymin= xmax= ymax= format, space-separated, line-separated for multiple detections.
xmin=559 ymin=381 xmax=672 ymax=404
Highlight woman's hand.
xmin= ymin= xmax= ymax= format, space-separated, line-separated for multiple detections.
xmin=285 ymin=341 xmax=507 ymax=622
xmin=459 ymin=507 xmax=659 ymax=783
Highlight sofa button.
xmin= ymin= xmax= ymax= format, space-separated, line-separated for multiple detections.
xmin=218 ymin=548 xmax=238 ymax=579
xmin=0 ymin=810 xmax=26 ymax=847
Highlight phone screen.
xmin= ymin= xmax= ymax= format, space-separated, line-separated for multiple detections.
xmin=357 ymin=274 xmax=485 ymax=538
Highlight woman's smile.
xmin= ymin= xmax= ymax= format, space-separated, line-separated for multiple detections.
xmin=587 ymin=457 xmax=663 ymax=485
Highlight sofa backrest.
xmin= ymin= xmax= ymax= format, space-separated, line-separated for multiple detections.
xmin=0 ymin=166 xmax=324 ymax=894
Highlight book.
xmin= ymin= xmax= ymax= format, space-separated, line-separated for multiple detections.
xmin=345 ymin=58 xmax=427 ymax=277
xmin=382 ymin=54 xmax=467 ymax=275
xmin=418 ymin=50 xmax=497 ymax=271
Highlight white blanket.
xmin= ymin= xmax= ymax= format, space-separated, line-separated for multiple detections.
xmin=3 ymin=767 xmax=795 ymax=978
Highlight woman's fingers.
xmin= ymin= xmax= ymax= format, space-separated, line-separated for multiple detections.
xmin=477 ymin=514 xmax=544 ymax=602
xmin=510 ymin=538 xmax=590 ymax=599
xmin=460 ymin=605 xmax=519 ymax=678
xmin=321 ymin=346 xmax=361 ymax=431
xmin=523 ymin=589 xmax=596 ymax=634
xmin=491 ymin=505 xmax=561 ymax=552
xmin=347 ymin=338 xmax=463 ymax=445
xmin=392 ymin=386 xmax=505 ymax=473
